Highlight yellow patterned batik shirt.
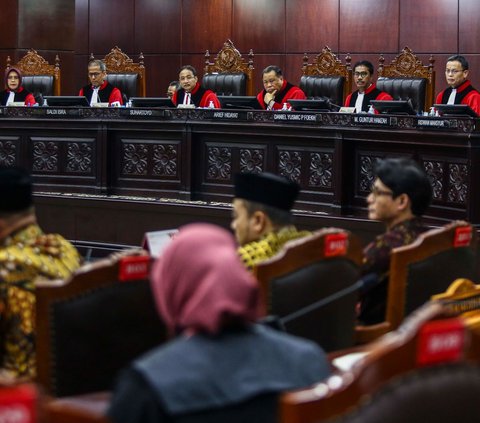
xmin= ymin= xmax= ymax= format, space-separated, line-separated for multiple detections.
xmin=238 ymin=226 xmax=311 ymax=271
xmin=0 ymin=224 xmax=81 ymax=379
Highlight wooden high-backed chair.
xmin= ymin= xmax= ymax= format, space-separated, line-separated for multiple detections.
xmin=35 ymin=252 xmax=166 ymax=398
xmin=300 ymin=46 xmax=352 ymax=106
xmin=254 ymin=228 xmax=363 ymax=352
xmin=280 ymin=296 xmax=480 ymax=423
xmin=90 ymin=46 xmax=146 ymax=100
xmin=356 ymin=221 xmax=478 ymax=344
xmin=203 ymin=39 xmax=255 ymax=96
xmin=377 ymin=46 xmax=436 ymax=112
xmin=6 ymin=49 xmax=61 ymax=96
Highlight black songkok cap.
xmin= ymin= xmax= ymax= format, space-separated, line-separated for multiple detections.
xmin=234 ymin=172 xmax=300 ymax=211
xmin=0 ymin=166 xmax=33 ymax=213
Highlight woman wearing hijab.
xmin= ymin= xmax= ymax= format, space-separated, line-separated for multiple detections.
xmin=0 ymin=68 xmax=36 ymax=106
xmin=108 ymin=223 xmax=330 ymax=423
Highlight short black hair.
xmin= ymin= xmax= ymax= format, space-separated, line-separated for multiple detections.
xmin=88 ymin=59 xmax=106 ymax=72
xmin=179 ymin=65 xmax=197 ymax=76
xmin=262 ymin=65 xmax=283 ymax=77
xmin=353 ymin=60 xmax=374 ymax=75
xmin=169 ymin=80 xmax=180 ymax=89
xmin=375 ymin=158 xmax=432 ymax=216
xmin=447 ymin=55 xmax=469 ymax=70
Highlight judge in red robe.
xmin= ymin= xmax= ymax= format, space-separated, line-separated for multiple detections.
xmin=344 ymin=61 xmax=392 ymax=113
xmin=257 ymin=65 xmax=306 ymax=110
xmin=435 ymin=55 xmax=480 ymax=116
xmin=0 ymin=67 xmax=36 ymax=107
xmin=79 ymin=59 xmax=123 ymax=106
xmin=172 ymin=65 xmax=220 ymax=108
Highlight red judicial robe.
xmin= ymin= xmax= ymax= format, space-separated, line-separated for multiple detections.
xmin=0 ymin=87 xmax=36 ymax=106
xmin=344 ymin=84 xmax=393 ymax=112
xmin=257 ymin=80 xmax=306 ymax=110
xmin=172 ymin=83 xmax=220 ymax=108
xmin=436 ymin=80 xmax=480 ymax=116
xmin=79 ymin=80 xmax=123 ymax=106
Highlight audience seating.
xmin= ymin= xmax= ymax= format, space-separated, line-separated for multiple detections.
xmin=280 ymin=293 xmax=480 ymax=423
xmin=356 ymin=220 xmax=477 ymax=344
xmin=254 ymin=228 xmax=363 ymax=352
xmin=90 ymin=46 xmax=146 ymax=101
xmin=35 ymin=252 xmax=166 ymax=398
xmin=377 ymin=46 xmax=435 ymax=113
xmin=300 ymin=46 xmax=352 ymax=107
xmin=6 ymin=49 xmax=61 ymax=98
xmin=203 ymin=39 xmax=255 ymax=96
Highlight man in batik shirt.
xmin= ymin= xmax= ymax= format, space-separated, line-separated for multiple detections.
xmin=231 ymin=172 xmax=310 ymax=271
xmin=0 ymin=166 xmax=81 ymax=381
xmin=359 ymin=158 xmax=433 ymax=324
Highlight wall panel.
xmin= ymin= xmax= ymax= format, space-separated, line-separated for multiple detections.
xmin=75 ymin=0 xmax=89 ymax=55
xmin=459 ymin=0 xmax=480 ymax=54
xmin=0 ymin=2 xmax=18 ymax=49
xmin=286 ymin=0 xmax=339 ymax=53
xmin=232 ymin=0 xmax=286 ymax=54
xmin=181 ymin=0 xmax=232 ymax=54
xmin=339 ymin=0 xmax=399 ymax=53
xmin=400 ymin=0 xmax=458 ymax=53
xmin=135 ymin=0 xmax=181 ymax=54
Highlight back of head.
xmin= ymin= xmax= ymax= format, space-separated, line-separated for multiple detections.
xmin=0 ymin=166 xmax=33 ymax=214
xmin=150 ymin=223 xmax=260 ymax=335
xmin=375 ymin=158 xmax=432 ymax=216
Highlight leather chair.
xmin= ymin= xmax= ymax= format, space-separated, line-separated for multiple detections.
xmin=35 ymin=252 xmax=167 ymax=398
xmin=203 ymin=39 xmax=255 ymax=96
xmin=254 ymin=228 xmax=363 ymax=352
xmin=377 ymin=46 xmax=435 ymax=113
xmin=280 ymin=298 xmax=480 ymax=423
xmin=356 ymin=221 xmax=478 ymax=344
xmin=300 ymin=46 xmax=352 ymax=107
xmin=90 ymin=46 xmax=146 ymax=100
xmin=6 ymin=49 xmax=61 ymax=97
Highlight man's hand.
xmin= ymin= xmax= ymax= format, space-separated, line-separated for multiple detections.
xmin=264 ymin=90 xmax=277 ymax=105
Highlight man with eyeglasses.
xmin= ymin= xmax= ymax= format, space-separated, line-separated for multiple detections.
xmin=171 ymin=65 xmax=220 ymax=108
xmin=344 ymin=60 xmax=392 ymax=112
xmin=257 ymin=65 xmax=306 ymax=110
xmin=435 ymin=55 xmax=480 ymax=116
xmin=79 ymin=59 xmax=123 ymax=106
xmin=358 ymin=158 xmax=432 ymax=325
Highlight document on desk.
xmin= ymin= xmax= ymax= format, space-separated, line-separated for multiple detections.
xmin=142 ymin=229 xmax=178 ymax=257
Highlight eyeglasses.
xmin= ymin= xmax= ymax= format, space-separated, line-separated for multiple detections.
xmin=180 ymin=75 xmax=196 ymax=81
xmin=445 ymin=69 xmax=464 ymax=75
xmin=354 ymin=71 xmax=369 ymax=78
xmin=370 ymin=185 xmax=393 ymax=197
xmin=88 ymin=72 xmax=102 ymax=77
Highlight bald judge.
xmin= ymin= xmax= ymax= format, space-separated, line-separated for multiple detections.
xmin=230 ymin=172 xmax=310 ymax=270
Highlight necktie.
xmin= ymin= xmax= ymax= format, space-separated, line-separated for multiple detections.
xmin=183 ymin=92 xmax=191 ymax=105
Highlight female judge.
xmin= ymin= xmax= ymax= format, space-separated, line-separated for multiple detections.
xmin=108 ymin=223 xmax=330 ymax=423
xmin=0 ymin=68 xmax=35 ymax=107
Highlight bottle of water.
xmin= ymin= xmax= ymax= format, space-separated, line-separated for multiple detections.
xmin=367 ymin=104 xmax=375 ymax=114
xmin=282 ymin=102 xmax=289 ymax=111
xmin=126 ymin=99 xmax=132 ymax=108
xmin=208 ymin=100 xmax=215 ymax=109
xmin=429 ymin=107 xmax=436 ymax=117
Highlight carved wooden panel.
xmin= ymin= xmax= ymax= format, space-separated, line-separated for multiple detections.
xmin=66 ymin=142 xmax=94 ymax=173
xmin=278 ymin=150 xmax=302 ymax=184
xmin=0 ymin=137 xmax=20 ymax=167
xmin=423 ymin=160 xmax=443 ymax=201
xmin=206 ymin=146 xmax=232 ymax=181
xmin=239 ymin=148 xmax=264 ymax=174
xmin=447 ymin=163 xmax=468 ymax=204
xmin=32 ymin=141 xmax=59 ymax=172
xmin=121 ymin=140 xmax=179 ymax=179
xmin=308 ymin=152 xmax=333 ymax=188
xmin=357 ymin=154 xmax=385 ymax=194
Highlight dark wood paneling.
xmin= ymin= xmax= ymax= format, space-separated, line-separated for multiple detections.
xmin=339 ymin=0 xmax=399 ymax=53
xmin=464 ymin=56 xmax=480 ymax=93
xmin=179 ymin=54 xmax=209 ymax=79
xmin=181 ymin=0 xmax=232 ymax=54
xmin=74 ymin=55 xmax=89 ymax=96
xmin=58 ymin=52 xmax=75 ymax=95
xmin=89 ymin=0 xmax=134 ymax=55
xmin=400 ymin=0 xmax=458 ymax=53
xmin=285 ymin=54 xmax=307 ymax=88
xmin=233 ymin=0 xmax=286 ymax=54
xmin=286 ymin=0 xmax=339 ymax=53
xmin=0 ymin=2 xmax=18 ymax=49
xmin=459 ymin=0 xmax=480 ymax=54
xmin=18 ymin=0 xmax=75 ymax=50
xmin=135 ymin=0 xmax=181 ymax=54
xmin=75 ymin=0 xmax=89 ymax=55
xmin=142 ymin=55 xmax=181 ymax=97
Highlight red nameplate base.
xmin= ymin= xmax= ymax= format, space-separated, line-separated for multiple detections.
xmin=324 ymin=233 xmax=348 ymax=257
xmin=119 ymin=256 xmax=150 ymax=281
xmin=0 ymin=384 xmax=37 ymax=423
xmin=417 ymin=318 xmax=466 ymax=366
xmin=453 ymin=226 xmax=472 ymax=248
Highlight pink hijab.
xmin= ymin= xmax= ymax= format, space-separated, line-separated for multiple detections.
xmin=5 ymin=67 xmax=23 ymax=91
xmin=150 ymin=223 xmax=261 ymax=336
